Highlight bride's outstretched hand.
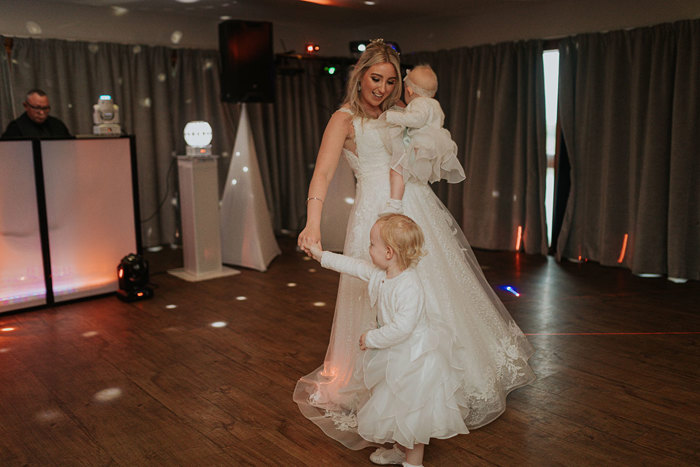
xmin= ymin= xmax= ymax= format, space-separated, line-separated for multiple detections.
xmin=298 ymin=226 xmax=322 ymax=256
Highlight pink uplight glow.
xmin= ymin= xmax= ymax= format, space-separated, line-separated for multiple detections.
xmin=299 ymin=0 xmax=335 ymax=4
xmin=320 ymin=366 xmax=337 ymax=381
xmin=515 ymin=225 xmax=523 ymax=251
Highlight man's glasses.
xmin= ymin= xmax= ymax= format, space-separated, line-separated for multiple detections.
xmin=26 ymin=103 xmax=50 ymax=112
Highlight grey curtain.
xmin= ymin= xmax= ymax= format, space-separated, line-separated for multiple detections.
xmin=2 ymin=36 xmax=549 ymax=256
xmin=405 ymin=40 xmax=548 ymax=254
xmin=0 ymin=36 xmax=346 ymax=243
xmin=1 ymin=37 xmax=238 ymax=248
xmin=557 ymin=19 xmax=700 ymax=280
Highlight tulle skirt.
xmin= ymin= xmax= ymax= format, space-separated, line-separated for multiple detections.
xmin=388 ymin=126 xmax=466 ymax=185
xmin=293 ymin=174 xmax=535 ymax=449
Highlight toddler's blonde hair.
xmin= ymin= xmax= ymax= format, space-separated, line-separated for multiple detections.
xmin=376 ymin=213 xmax=425 ymax=269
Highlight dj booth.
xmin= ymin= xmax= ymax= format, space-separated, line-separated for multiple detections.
xmin=0 ymin=137 xmax=141 ymax=313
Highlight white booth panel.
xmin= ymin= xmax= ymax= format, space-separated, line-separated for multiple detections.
xmin=0 ymin=141 xmax=47 ymax=312
xmin=41 ymin=139 xmax=137 ymax=302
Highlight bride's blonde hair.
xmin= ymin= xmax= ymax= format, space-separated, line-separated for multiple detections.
xmin=343 ymin=39 xmax=402 ymax=119
xmin=376 ymin=214 xmax=425 ymax=269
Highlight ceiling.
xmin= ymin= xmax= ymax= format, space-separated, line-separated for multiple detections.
xmin=53 ymin=0 xmax=545 ymax=27
xmin=4 ymin=0 xmax=697 ymax=54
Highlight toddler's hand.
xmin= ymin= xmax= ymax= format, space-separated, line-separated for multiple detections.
xmin=308 ymin=244 xmax=323 ymax=262
xmin=359 ymin=332 xmax=367 ymax=351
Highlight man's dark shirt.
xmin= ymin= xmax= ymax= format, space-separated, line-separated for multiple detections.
xmin=1 ymin=112 xmax=71 ymax=139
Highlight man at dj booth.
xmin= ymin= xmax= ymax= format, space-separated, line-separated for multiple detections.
xmin=1 ymin=88 xmax=72 ymax=139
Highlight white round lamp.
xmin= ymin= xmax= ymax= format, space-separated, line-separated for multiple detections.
xmin=184 ymin=121 xmax=213 ymax=156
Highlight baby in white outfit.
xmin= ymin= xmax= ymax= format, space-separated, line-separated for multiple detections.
xmin=383 ymin=65 xmax=465 ymax=213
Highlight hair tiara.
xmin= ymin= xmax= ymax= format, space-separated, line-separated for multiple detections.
xmin=367 ymin=38 xmax=400 ymax=55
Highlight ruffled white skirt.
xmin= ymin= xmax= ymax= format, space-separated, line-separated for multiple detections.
xmin=388 ymin=126 xmax=466 ymax=184
xmin=353 ymin=326 xmax=469 ymax=448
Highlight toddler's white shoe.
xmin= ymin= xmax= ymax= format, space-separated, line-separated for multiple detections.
xmin=370 ymin=444 xmax=406 ymax=465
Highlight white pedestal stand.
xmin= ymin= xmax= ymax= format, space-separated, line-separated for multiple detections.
xmin=220 ymin=104 xmax=280 ymax=271
xmin=168 ymin=156 xmax=239 ymax=281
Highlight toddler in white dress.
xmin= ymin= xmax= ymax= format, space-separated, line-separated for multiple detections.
xmin=383 ymin=65 xmax=466 ymax=213
xmin=307 ymin=214 xmax=468 ymax=467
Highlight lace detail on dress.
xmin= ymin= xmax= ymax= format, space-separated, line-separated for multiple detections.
xmin=496 ymin=321 xmax=533 ymax=379
xmin=308 ymin=390 xmax=322 ymax=405
xmin=324 ymin=409 xmax=359 ymax=432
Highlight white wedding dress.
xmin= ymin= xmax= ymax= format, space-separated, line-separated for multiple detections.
xmin=293 ymin=108 xmax=535 ymax=450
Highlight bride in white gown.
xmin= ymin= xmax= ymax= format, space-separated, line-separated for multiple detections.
xmin=295 ymin=39 xmax=535 ymax=452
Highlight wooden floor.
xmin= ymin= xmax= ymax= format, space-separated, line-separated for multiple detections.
xmin=1 ymin=237 xmax=699 ymax=466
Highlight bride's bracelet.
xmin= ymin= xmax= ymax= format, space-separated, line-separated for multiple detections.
xmin=306 ymin=196 xmax=324 ymax=204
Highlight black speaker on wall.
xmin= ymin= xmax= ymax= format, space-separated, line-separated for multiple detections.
xmin=219 ymin=20 xmax=275 ymax=103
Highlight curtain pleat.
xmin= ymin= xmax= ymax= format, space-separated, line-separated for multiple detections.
xmin=405 ymin=41 xmax=548 ymax=254
xmin=557 ymin=19 xmax=699 ymax=280
xmin=667 ymin=20 xmax=700 ymax=280
xmin=0 ymin=37 xmax=14 ymax=124
xmin=247 ymin=57 xmax=346 ymax=232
